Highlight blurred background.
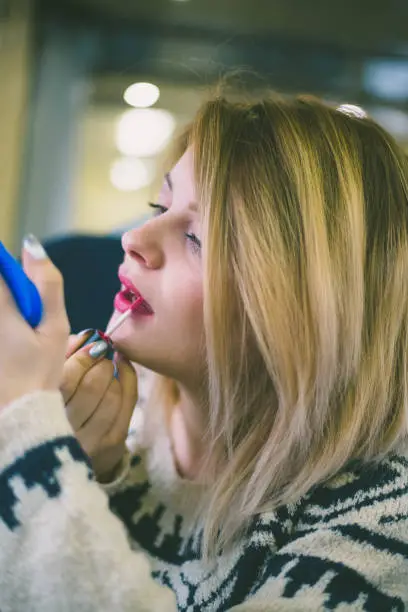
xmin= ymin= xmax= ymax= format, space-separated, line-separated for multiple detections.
xmin=1 ymin=0 xmax=408 ymax=253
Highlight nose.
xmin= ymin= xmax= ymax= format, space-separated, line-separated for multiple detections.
xmin=121 ymin=222 xmax=164 ymax=269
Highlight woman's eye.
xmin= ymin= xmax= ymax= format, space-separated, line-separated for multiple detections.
xmin=148 ymin=202 xmax=168 ymax=216
xmin=185 ymin=232 xmax=202 ymax=254
xmin=148 ymin=202 xmax=201 ymax=254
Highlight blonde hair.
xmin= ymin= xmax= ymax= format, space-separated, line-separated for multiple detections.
xmin=149 ymin=92 xmax=408 ymax=557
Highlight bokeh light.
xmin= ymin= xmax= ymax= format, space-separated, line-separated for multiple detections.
xmin=115 ymin=108 xmax=176 ymax=157
xmin=123 ymin=82 xmax=160 ymax=108
xmin=110 ymin=157 xmax=155 ymax=191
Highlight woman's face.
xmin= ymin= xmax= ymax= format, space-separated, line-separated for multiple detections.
xmin=109 ymin=149 xmax=206 ymax=387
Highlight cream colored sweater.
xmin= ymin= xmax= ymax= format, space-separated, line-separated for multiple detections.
xmin=0 ymin=390 xmax=407 ymax=611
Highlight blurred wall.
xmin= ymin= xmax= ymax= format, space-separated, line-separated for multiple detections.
xmin=74 ymin=82 xmax=204 ymax=234
xmin=0 ymin=0 xmax=31 ymax=250
xmin=16 ymin=23 xmax=97 ymax=247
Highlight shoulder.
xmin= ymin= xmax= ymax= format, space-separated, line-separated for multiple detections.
xmin=299 ymin=449 xmax=408 ymax=532
xmin=231 ymin=450 xmax=408 ymax=610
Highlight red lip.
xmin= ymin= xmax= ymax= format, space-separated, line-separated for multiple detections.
xmin=118 ymin=272 xmax=145 ymax=300
xmin=115 ymin=269 xmax=153 ymax=315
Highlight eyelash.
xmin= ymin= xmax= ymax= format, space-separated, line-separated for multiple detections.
xmin=148 ymin=202 xmax=202 ymax=252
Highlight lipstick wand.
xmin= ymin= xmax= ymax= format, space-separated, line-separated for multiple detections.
xmin=105 ymin=296 xmax=144 ymax=337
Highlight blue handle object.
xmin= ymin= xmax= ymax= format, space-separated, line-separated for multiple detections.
xmin=0 ymin=241 xmax=43 ymax=328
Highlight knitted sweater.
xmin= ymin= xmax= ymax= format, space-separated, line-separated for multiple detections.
xmin=0 ymin=391 xmax=407 ymax=611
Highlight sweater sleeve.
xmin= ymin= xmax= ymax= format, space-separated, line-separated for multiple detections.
xmin=0 ymin=391 xmax=177 ymax=612
xmin=228 ymin=487 xmax=408 ymax=610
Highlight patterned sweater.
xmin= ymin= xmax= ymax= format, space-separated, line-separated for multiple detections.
xmin=0 ymin=390 xmax=407 ymax=611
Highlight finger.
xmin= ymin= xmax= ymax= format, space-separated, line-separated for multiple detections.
xmin=61 ymin=343 xmax=110 ymax=402
xmin=117 ymin=356 xmax=138 ymax=420
xmin=21 ymin=235 xmax=69 ymax=339
xmin=100 ymin=357 xmax=138 ymax=446
xmin=65 ymin=359 xmax=114 ymax=430
xmin=65 ymin=330 xmax=94 ymax=358
xmin=76 ymin=379 xmax=120 ymax=454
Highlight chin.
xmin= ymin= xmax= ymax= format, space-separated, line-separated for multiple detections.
xmin=110 ymin=333 xmax=157 ymax=370
xmin=111 ymin=336 xmax=138 ymax=361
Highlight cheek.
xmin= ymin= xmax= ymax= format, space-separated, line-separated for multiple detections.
xmin=163 ymin=258 xmax=203 ymax=318
xmin=174 ymin=281 xmax=204 ymax=329
xmin=186 ymin=283 xmax=204 ymax=318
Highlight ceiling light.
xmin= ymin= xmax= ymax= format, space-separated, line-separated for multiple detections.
xmin=115 ymin=108 xmax=176 ymax=157
xmin=110 ymin=158 xmax=155 ymax=192
xmin=123 ymin=82 xmax=160 ymax=108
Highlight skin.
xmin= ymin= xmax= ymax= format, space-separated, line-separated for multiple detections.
xmin=110 ymin=148 xmax=205 ymax=391
xmin=0 ymin=250 xmax=70 ymax=409
xmin=62 ymin=149 xmax=208 ymax=480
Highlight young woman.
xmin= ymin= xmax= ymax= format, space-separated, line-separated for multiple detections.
xmin=0 ymin=94 xmax=407 ymax=611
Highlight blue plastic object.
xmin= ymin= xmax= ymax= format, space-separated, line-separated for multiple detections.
xmin=0 ymin=241 xmax=43 ymax=328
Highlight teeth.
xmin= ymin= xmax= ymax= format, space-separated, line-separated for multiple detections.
xmin=124 ymin=289 xmax=139 ymax=303
xmin=122 ymin=288 xmax=134 ymax=300
xmin=120 ymin=283 xmax=151 ymax=310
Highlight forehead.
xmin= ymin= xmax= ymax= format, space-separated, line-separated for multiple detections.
xmin=170 ymin=148 xmax=196 ymax=202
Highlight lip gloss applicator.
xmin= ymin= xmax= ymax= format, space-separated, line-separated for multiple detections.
xmin=105 ymin=296 xmax=144 ymax=337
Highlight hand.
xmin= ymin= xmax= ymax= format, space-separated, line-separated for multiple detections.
xmin=0 ymin=236 xmax=70 ymax=409
xmin=61 ymin=335 xmax=138 ymax=482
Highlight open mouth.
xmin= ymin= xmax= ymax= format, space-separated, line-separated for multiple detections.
xmin=122 ymin=288 xmax=138 ymax=304
xmin=115 ymin=273 xmax=154 ymax=315
xmin=120 ymin=287 xmax=153 ymax=314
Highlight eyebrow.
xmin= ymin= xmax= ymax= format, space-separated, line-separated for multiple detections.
xmin=165 ymin=171 xmax=198 ymax=212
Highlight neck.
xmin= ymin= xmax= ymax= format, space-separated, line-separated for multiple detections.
xmin=168 ymin=387 xmax=207 ymax=481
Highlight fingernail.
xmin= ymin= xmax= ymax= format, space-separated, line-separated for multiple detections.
xmin=89 ymin=340 xmax=109 ymax=359
xmin=78 ymin=328 xmax=94 ymax=337
xmin=23 ymin=234 xmax=47 ymax=260
xmin=73 ymin=329 xmax=95 ymax=352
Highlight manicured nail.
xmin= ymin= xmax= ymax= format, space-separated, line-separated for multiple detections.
xmin=23 ymin=234 xmax=47 ymax=260
xmin=78 ymin=328 xmax=94 ymax=337
xmin=73 ymin=329 xmax=95 ymax=351
xmin=89 ymin=340 xmax=109 ymax=359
